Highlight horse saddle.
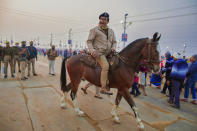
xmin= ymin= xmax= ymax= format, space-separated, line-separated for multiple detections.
xmin=80 ymin=52 xmax=120 ymax=71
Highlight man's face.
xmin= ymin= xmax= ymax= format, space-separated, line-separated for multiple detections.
xmin=6 ymin=43 xmax=9 ymax=47
xmin=52 ymin=46 xmax=55 ymax=50
xmin=30 ymin=42 xmax=33 ymax=46
xmin=22 ymin=43 xmax=26 ymax=47
xmin=99 ymin=16 xmax=109 ymax=27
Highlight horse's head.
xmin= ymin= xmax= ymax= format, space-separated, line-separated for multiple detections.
xmin=141 ymin=32 xmax=161 ymax=72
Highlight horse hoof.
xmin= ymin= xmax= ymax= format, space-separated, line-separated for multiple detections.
xmin=78 ymin=111 xmax=85 ymax=117
xmin=60 ymin=103 xmax=67 ymax=109
xmin=114 ymin=117 xmax=120 ymax=124
xmin=138 ymin=123 xmax=145 ymax=130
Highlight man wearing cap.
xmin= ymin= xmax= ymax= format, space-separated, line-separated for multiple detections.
xmin=181 ymin=54 xmax=197 ymax=104
xmin=161 ymin=51 xmax=174 ymax=96
xmin=168 ymin=52 xmax=188 ymax=109
xmin=12 ymin=42 xmax=21 ymax=73
xmin=2 ymin=41 xmax=14 ymax=78
xmin=87 ymin=12 xmax=117 ymax=95
xmin=27 ymin=41 xmax=37 ymax=77
xmin=19 ymin=41 xmax=29 ymax=80
xmin=46 ymin=45 xmax=57 ymax=76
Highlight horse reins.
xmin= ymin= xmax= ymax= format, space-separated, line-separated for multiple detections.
xmin=116 ymin=41 xmax=159 ymax=68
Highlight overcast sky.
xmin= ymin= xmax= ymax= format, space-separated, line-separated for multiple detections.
xmin=0 ymin=0 xmax=197 ymax=56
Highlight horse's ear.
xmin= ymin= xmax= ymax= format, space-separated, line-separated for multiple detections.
xmin=156 ymin=34 xmax=161 ymax=41
xmin=153 ymin=32 xmax=158 ymax=42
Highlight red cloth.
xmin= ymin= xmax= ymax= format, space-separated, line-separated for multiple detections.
xmin=161 ymin=60 xmax=164 ymax=69
xmin=134 ymin=75 xmax=139 ymax=83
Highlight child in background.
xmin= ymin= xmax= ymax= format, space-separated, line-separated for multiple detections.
xmin=130 ymin=72 xmax=141 ymax=97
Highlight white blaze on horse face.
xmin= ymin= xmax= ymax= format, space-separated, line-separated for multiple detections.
xmin=157 ymin=44 xmax=161 ymax=61
xmin=156 ymin=44 xmax=161 ymax=69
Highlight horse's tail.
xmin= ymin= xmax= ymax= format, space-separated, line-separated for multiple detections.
xmin=60 ymin=58 xmax=71 ymax=92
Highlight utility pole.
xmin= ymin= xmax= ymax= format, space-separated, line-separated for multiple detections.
xmin=59 ymin=40 xmax=62 ymax=48
xmin=68 ymin=28 xmax=72 ymax=49
xmin=37 ymin=36 xmax=40 ymax=46
xmin=123 ymin=13 xmax=128 ymax=48
xmin=10 ymin=35 xmax=13 ymax=45
xmin=50 ymin=33 xmax=53 ymax=47
xmin=183 ymin=44 xmax=187 ymax=57
xmin=0 ymin=36 xmax=2 ymax=44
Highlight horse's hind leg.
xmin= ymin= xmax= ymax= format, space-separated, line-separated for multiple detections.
xmin=70 ymin=80 xmax=85 ymax=116
xmin=111 ymin=91 xmax=122 ymax=123
xmin=60 ymin=83 xmax=71 ymax=109
xmin=122 ymin=88 xmax=144 ymax=130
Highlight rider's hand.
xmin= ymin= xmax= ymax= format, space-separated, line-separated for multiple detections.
xmin=92 ymin=51 xmax=98 ymax=58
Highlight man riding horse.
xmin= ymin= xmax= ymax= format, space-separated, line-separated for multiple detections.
xmin=60 ymin=12 xmax=161 ymax=129
xmin=87 ymin=12 xmax=116 ymax=95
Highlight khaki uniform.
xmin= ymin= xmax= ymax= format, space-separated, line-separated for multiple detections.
xmin=19 ymin=47 xmax=29 ymax=79
xmin=27 ymin=58 xmax=36 ymax=75
xmin=3 ymin=47 xmax=14 ymax=76
xmin=87 ymin=26 xmax=117 ymax=88
xmin=27 ymin=46 xmax=37 ymax=76
xmin=47 ymin=49 xmax=57 ymax=74
xmin=12 ymin=46 xmax=21 ymax=73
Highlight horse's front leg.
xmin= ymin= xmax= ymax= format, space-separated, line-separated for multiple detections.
xmin=122 ymin=88 xmax=144 ymax=130
xmin=111 ymin=91 xmax=122 ymax=123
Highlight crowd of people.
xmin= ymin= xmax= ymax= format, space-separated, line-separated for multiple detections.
xmin=0 ymin=40 xmax=84 ymax=80
xmin=129 ymin=51 xmax=197 ymax=108
xmin=0 ymin=41 xmax=60 ymax=80
xmin=0 ymin=41 xmax=38 ymax=80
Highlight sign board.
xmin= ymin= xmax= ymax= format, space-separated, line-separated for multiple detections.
xmin=122 ymin=33 xmax=128 ymax=42
xmin=68 ymin=40 xmax=72 ymax=44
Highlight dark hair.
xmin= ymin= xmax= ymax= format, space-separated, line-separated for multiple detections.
xmin=99 ymin=12 xmax=109 ymax=21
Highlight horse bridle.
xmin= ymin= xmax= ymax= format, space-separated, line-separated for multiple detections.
xmin=141 ymin=40 xmax=160 ymax=67
xmin=115 ymin=39 xmax=160 ymax=68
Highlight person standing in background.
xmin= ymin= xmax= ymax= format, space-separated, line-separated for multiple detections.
xmin=12 ymin=42 xmax=21 ymax=74
xmin=168 ymin=52 xmax=188 ymax=109
xmin=19 ymin=41 xmax=29 ymax=80
xmin=0 ymin=43 xmax=3 ymax=76
xmin=161 ymin=51 xmax=174 ymax=96
xmin=181 ymin=54 xmax=197 ymax=105
xmin=2 ymin=41 xmax=14 ymax=78
xmin=130 ymin=72 xmax=141 ymax=97
xmin=27 ymin=41 xmax=38 ymax=77
xmin=47 ymin=45 xmax=57 ymax=76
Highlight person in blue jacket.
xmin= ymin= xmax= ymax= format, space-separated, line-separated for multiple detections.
xmin=161 ymin=51 xmax=174 ymax=96
xmin=181 ymin=54 xmax=197 ymax=105
xmin=168 ymin=52 xmax=188 ymax=109
xmin=27 ymin=41 xmax=37 ymax=76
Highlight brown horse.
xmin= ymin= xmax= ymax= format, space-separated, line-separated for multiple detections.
xmin=60 ymin=32 xmax=161 ymax=129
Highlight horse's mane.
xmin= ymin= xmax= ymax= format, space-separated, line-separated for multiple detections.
xmin=120 ymin=38 xmax=148 ymax=54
